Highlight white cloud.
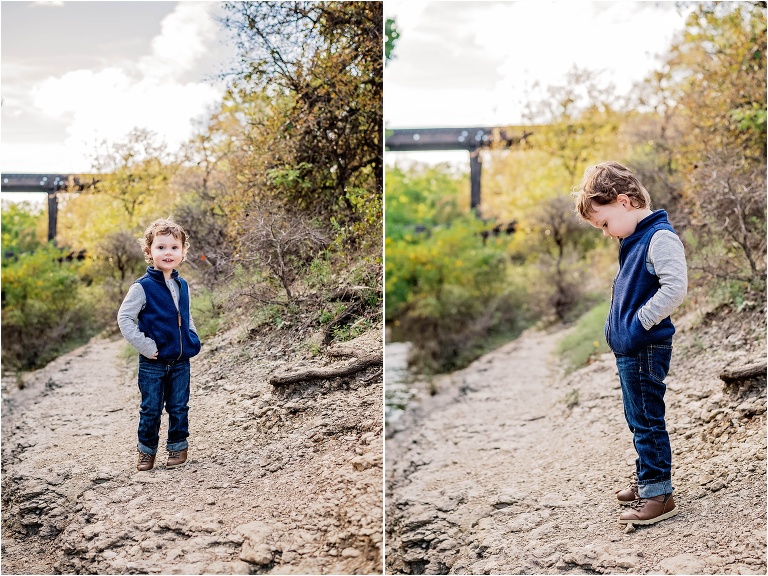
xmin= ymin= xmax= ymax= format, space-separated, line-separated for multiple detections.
xmin=138 ymin=2 xmax=217 ymax=80
xmin=25 ymin=2 xmax=223 ymax=171
xmin=385 ymin=1 xmax=694 ymax=163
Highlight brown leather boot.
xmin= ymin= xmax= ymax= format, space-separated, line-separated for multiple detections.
xmin=619 ymin=493 xmax=677 ymax=525
xmin=615 ymin=472 xmax=639 ymax=505
xmin=137 ymin=451 xmax=156 ymax=472
xmin=166 ymin=449 xmax=188 ymax=468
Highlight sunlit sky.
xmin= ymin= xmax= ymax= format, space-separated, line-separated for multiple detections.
xmin=385 ymin=0 xmax=697 ymax=166
xmin=1 ymin=1 xmax=235 ymax=182
xmin=2 ymin=1 xmax=699 ymax=182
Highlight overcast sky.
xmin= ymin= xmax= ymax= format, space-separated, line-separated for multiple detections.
xmin=1 ymin=1 xmax=235 ymax=179
xmin=385 ymin=0 xmax=697 ymax=165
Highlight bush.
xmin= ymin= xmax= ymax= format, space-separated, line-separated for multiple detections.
xmin=1 ymin=245 xmax=98 ymax=370
xmin=387 ymin=216 xmax=530 ymax=372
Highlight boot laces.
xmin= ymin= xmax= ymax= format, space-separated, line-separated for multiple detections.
xmin=628 ymin=497 xmax=648 ymax=510
xmin=169 ymin=450 xmax=181 ymax=459
xmin=139 ymin=452 xmax=153 ymax=462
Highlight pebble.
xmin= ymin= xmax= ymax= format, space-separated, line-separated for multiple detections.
xmin=239 ymin=542 xmax=273 ymax=565
xmin=709 ymin=479 xmax=727 ymax=492
xmin=341 ymin=547 xmax=362 ymax=558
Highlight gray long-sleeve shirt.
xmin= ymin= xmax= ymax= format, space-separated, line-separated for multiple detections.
xmin=117 ymin=281 xmax=198 ymax=359
xmin=637 ymin=230 xmax=688 ymax=330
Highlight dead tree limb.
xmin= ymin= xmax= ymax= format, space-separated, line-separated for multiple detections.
xmin=269 ymin=353 xmax=382 ymax=386
xmin=720 ymin=360 xmax=767 ymax=384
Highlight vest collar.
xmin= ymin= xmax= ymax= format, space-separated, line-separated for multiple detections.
xmin=626 ymin=210 xmax=669 ymax=241
xmin=145 ymin=266 xmax=178 ymax=282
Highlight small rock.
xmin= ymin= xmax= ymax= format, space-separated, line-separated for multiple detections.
xmin=341 ymin=547 xmax=361 ymax=558
xmin=350 ymin=453 xmax=381 ymax=471
xmin=436 ymin=538 xmax=457 ymax=552
xmin=240 ymin=542 xmax=273 ymax=565
xmin=709 ymin=479 xmax=726 ymax=492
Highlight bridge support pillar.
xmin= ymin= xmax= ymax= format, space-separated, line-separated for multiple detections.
xmin=47 ymin=191 xmax=58 ymax=244
xmin=469 ymin=148 xmax=482 ymax=216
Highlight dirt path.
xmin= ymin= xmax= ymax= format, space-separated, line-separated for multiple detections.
xmin=386 ymin=313 xmax=766 ymax=575
xmin=2 ymin=327 xmax=383 ymax=574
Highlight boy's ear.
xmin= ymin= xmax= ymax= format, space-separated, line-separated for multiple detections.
xmin=616 ymin=194 xmax=631 ymax=209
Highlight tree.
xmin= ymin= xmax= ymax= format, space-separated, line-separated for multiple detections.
xmin=385 ymin=18 xmax=400 ymax=63
xmin=90 ymin=128 xmax=174 ymax=222
xmin=664 ymin=1 xmax=767 ymax=283
xmin=220 ymin=2 xmax=383 ymax=231
xmin=1 ymin=202 xmax=46 ymax=257
xmin=522 ymin=66 xmax=622 ymax=179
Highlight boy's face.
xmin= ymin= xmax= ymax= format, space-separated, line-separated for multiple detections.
xmin=150 ymin=233 xmax=185 ymax=276
xmin=586 ymin=195 xmax=639 ymax=240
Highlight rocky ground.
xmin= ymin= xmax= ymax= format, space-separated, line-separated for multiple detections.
xmin=386 ymin=305 xmax=766 ymax=575
xmin=2 ymin=324 xmax=383 ymax=574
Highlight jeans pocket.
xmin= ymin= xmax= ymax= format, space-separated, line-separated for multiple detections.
xmin=648 ymin=344 xmax=672 ymax=382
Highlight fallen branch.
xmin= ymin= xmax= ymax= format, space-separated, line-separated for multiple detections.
xmin=720 ymin=360 xmax=767 ymax=384
xmin=269 ymin=353 xmax=382 ymax=386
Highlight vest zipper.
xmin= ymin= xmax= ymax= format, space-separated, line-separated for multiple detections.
xmin=163 ymin=277 xmax=183 ymax=362
xmin=177 ymin=312 xmax=183 ymax=361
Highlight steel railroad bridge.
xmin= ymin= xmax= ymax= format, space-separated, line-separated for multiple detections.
xmin=385 ymin=126 xmax=532 ymax=215
xmin=1 ymin=173 xmax=98 ymax=243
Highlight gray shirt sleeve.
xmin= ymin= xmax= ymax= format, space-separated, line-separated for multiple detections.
xmin=637 ymin=230 xmax=688 ymax=330
xmin=117 ymin=284 xmax=158 ymax=359
xmin=188 ymin=291 xmax=197 ymax=336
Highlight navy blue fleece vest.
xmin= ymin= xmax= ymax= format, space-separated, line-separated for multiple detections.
xmin=136 ymin=267 xmax=201 ymax=361
xmin=606 ymin=210 xmax=677 ymax=356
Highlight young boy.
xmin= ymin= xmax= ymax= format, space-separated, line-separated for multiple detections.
xmin=575 ymin=161 xmax=687 ymax=526
xmin=118 ymin=218 xmax=201 ymax=471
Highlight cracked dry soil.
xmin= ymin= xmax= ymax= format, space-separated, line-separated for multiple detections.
xmin=386 ymin=308 xmax=766 ymax=575
xmin=2 ymin=326 xmax=383 ymax=575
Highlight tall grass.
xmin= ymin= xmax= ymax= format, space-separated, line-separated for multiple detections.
xmin=557 ymin=301 xmax=611 ymax=372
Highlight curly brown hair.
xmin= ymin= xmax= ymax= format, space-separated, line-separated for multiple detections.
xmin=139 ymin=218 xmax=190 ymax=264
xmin=574 ymin=161 xmax=651 ymax=221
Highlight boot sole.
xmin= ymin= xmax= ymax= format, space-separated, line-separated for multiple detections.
xmin=619 ymin=507 xmax=678 ymax=525
xmin=166 ymin=459 xmax=188 ymax=469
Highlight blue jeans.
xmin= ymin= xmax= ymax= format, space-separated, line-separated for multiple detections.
xmin=614 ymin=338 xmax=674 ymax=498
xmin=137 ymin=357 xmax=190 ymax=455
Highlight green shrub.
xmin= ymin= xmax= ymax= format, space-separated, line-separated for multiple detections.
xmin=387 ymin=216 xmax=531 ymax=372
xmin=191 ymin=287 xmax=224 ymax=340
xmin=1 ymin=245 xmax=98 ymax=370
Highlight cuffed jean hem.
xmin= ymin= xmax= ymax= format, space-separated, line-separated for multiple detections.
xmin=167 ymin=440 xmax=189 ymax=452
xmin=638 ymin=479 xmax=674 ymax=498
xmin=138 ymin=442 xmax=157 ymax=456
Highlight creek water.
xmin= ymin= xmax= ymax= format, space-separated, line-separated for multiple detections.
xmin=384 ymin=341 xmax=413 ymax=424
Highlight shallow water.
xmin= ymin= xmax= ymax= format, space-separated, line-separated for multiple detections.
xmin=384 ymin=341 xmax=413 ymax=424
